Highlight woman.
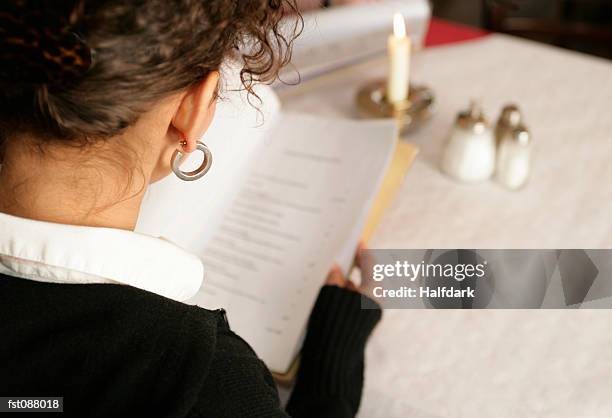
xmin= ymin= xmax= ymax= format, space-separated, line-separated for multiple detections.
xmin=0 ymin=1 xmax=381 ymax=417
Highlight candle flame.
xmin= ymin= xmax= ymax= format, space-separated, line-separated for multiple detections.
xmin=393 ymin=13 xmax=406 ymax=38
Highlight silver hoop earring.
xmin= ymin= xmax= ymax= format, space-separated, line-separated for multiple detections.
xmin=171 ymin=141 xmax=213 ymax=182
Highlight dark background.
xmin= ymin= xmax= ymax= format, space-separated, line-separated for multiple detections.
xmin=431 ymin=0 xmax=612 ymax=59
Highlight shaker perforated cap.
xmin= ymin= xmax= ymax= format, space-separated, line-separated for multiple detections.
xmin=511 ymin=125 xmax=531 ymax=146
xmin=456 ymin=100 xmax=489 ymax=134
xmin=498 ymin=104 xmax=523 ymax=128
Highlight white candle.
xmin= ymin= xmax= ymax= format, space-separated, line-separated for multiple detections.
xmin=386 ymin=13 xmax=411 ymax=104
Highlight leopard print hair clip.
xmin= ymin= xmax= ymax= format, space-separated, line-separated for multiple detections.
xmin=0 ymin=0 xmax=93 ymax=85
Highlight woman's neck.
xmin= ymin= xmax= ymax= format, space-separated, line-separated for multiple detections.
xmin=0 ymin=135 xmax=151 ymax=230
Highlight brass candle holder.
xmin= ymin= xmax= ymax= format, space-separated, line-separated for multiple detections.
xmin=356 ymin=79 xmax=435 ymax=134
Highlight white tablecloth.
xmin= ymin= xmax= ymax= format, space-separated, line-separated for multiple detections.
xmin=278 ymin=35 xmax=612 ymax=417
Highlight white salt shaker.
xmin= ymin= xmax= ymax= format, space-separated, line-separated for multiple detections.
xmin=441 ymin=101 xmax=496 ymax=182
xmin=495 ymin=105 xmax=531 ymax=190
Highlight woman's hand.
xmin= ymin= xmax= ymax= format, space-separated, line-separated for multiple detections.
xmin=325 ymin=241 xmax=375 ymax=296
xmin=288 ymin=242 xmax=382 ymax=417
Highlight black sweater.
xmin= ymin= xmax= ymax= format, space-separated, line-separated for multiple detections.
xmin=0 ymin=274 xmax=381 ymax=417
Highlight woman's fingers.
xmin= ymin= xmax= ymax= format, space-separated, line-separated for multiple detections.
xmin=355 ymin=241 xmax=377 ymax=294
xmin=325 ymin=264 xmax=346 ymax=287
xmin=325 ymin=243 xmax=377 ymax=294
xmin=354 ymin=241 xmax=366 ymax=267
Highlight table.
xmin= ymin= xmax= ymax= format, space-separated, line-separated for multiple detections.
xmin=277 ymin=33 xmax=612 ymax=417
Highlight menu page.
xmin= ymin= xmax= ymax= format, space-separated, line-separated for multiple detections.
xmin=191 ymin=113 xmax=396 ymax=372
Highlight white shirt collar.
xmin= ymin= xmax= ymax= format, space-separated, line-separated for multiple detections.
xmin=0 ymin=211 xmax=204 ymax=302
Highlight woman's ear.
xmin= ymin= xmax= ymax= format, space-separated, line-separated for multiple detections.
xmin=172 ymin=71 xmax=220 ymax=153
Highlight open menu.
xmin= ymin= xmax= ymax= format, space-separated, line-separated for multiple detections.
xmin=280 ymin=0 xmax=430 ymax=82
xmin=136 ymin=85 xmax=397 ymax=373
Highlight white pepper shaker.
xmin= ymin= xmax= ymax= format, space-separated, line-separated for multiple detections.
xmin=496 ymin=124 xmax=531 ymax=190
xmin=441 ymin=101 xmax=496 ymax=182
xmin=494 ymin=104 xmax=531 ymax=190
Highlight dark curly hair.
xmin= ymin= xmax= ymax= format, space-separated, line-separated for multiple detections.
xmin=0 ymin=0 xmax=300 ymax=146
